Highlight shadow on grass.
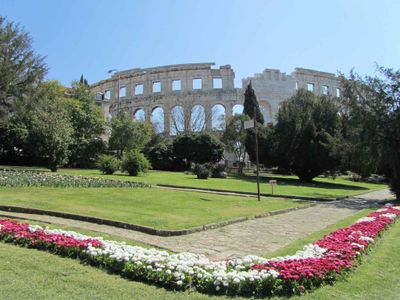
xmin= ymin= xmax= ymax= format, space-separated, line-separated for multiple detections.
xmin=231 ymin=174 xmax=373 ymax=191
xmin=199 ymin=198 xmax=213 ymax=202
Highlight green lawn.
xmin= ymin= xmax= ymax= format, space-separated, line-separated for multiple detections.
xmin=0 ymin=187 xmax=304 ymax=230
xmin=2 ymin=166 xmax=387 ymax=199
xmin=58 ymin=169 xmax=388 ymax=199
xmin=1 ymin=209 xmax=399 ymax=299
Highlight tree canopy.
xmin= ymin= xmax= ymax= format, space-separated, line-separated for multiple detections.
xmin=337 ymin=67 xmax=400 ymax=200
xmin=274 ymin=89 xmax=340 ymax=181
xmin=0 ymin=16 xmax=47 ymax=118
xmin=108 ymin=113 xmax=153 ymax=158
xmin=221 ymin=114 xmax=249 ymax=174
xmin=173 ymin=132 xmax=224 ymax=168
xmin=65 ymin=81 xmax=105 ymax=167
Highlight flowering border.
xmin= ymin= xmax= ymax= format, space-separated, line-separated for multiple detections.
xmin=0 ymin=204 xmax=399 ymax=297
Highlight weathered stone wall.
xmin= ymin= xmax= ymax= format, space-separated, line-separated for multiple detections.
xmin=242 ymin=68 xmax=340 ymax=123
xmin=91 ymin=63 xmax=340 ymax=133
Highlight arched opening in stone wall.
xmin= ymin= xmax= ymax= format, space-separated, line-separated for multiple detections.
xmin=191 ymin=105 xmax=206 ymax=132
xmin=171 ymin=105 xmax=184 ymax=135
xmin=133 ymin=108 xmax=145 ymax=122
xmin=151 ymin=107 xmax=164 ymax=134
xmin=259 ymin=101 xmax=272 ymax=124
xmin=232 ymin=104 xmax=244 ymax=115
xmin=211 ymin=104 xmax=226 ymax=130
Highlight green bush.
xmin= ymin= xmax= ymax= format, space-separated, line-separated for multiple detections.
xmin=121 ymin=150 xmax=151 ymax=176
xmin=193 ymin=164 xmax=210 ymax=179
xmin=211 ymin=163 xmax=227 ymax=178
xmin=96 ymin=154 xmax=120 ymax=175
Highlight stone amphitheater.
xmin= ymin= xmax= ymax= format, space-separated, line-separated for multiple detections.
xmin=91 ymin=63 xmax=341 ymax=135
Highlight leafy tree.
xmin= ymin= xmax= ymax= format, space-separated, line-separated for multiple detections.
xmin=243 ymin=82 xmax=264 ymax=124
xmin=275 ymin=89 xmax=340 ymax=182
xmin=221 ymin=114 xmax=249 ymax=174
xmin=173 ymin=132 xmax=224 ymax=169
xmin=108 ymin=113 xmax=152 ymax=158
xmin=0 ymin=16 xmax=47 ymax=119
xmin=338 ymin=67 xmax=400 ymax=200
xmin=24 ymin=81 xmax=73 ymax=171
xmin=66 ymin=81 xmax=105 ymax=167
xmin=144 ymin=135 xmax=176 ymax=171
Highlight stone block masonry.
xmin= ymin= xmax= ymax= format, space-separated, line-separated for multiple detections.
xmin=91 ymin=63 xmax=340 ymax=135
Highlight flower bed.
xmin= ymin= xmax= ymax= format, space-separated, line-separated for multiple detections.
xmin=0 ymin=169 xmax=148 ymax=188
xmin=0 ymin=205 xmax=399 ymax=297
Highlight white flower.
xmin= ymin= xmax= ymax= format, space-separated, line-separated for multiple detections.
xmin=360 ymin=236 xmax=374 ymax=242
xmin=381 ymin=213 xmax=397 ymax=219
xmin=356 ymin=217 xmax=376 ymax=223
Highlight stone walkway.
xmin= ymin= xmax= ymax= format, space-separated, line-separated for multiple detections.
xmin=0 ymin=188 xmax=392 ymax=261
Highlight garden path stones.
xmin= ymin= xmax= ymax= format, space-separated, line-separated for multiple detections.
xmin=0 ymin=188 xmax=391 ymax=261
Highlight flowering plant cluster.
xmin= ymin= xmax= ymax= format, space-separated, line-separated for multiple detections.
xmin=0 ymin=169 xmax=148 ymax=188
xmin=0 ymin=204 xmax=399 ymax=297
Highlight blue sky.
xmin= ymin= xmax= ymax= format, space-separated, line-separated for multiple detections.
xmin=2 ymin=0 xmax=399 ymax=87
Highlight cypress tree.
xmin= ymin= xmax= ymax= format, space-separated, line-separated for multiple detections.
xmin=243 ymin=82 xmax=264 ymax=124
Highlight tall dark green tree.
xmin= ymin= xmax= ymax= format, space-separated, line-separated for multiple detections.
xmin=243 ymin=82 xmax=265 ymax=166
xmin=0 ymin=16 xmax=47 ymax=119
xmin=337 ymin=67 xmax=400 ymax=200
xmin=243 ymin=82 xmax=264 ymax=124
xmin=79 ymin=74 xmax=89 ymax=86
xmin=275 ymin=89 xmax=340 ymax=182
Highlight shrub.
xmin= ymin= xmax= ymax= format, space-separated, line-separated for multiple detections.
xmin=96 ymin=154 xmax=120 ymax=175
xmin=193 ymin=164 xmax=210 ymax=179
xmin=121 ymin=150 xmax=151 ymax=176
xmin=211 ymin=163 xmax=227 ymax=178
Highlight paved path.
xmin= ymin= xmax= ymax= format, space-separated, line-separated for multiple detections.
xmin=0 ymin=188 xmax=392 ymax=261
xmin=354 ymin=188 xmax=393 ymax=201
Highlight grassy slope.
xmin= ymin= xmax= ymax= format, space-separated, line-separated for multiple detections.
xmin=1 ymin=166 xmax=386 ymax=198
xmin=1 ymin=209 xmax=399 ymax=299
xmin=0 ymin=187 xmax=304 ymax=230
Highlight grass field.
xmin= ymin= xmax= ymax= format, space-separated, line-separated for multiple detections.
xmin=59 ymin=169 xmax=387 ymax=198
xmin=3 ymin=166 xmax=387 ymax=199
xmin=1 ymin=209 xmax=399 ymax=299
xmin=0 ymin=187 xmax=305 ymax=230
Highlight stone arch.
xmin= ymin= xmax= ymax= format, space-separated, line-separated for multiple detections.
xmin=259 ymin=101 xmax=273 ymax=124
xmin=133 ymin=108 xmax=145 ymax=121
xmin=151 ymin=106 xmax=164 ymax=133
xmin=191 ymin=104 xmax=206 ymax=132
xmin=170 ymin=105 xmax=185 ymax=135
xmin=232 ymin=104 xmax=244 ymax=116
xmin=211 ymin=104 xmax=226 ymax=130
